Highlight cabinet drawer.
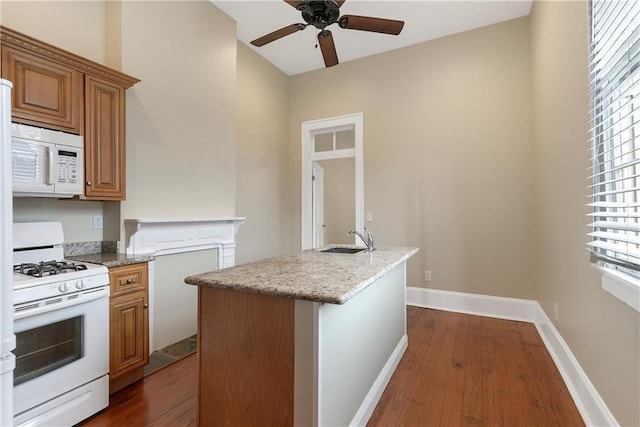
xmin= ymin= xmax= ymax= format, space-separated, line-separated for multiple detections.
xmin=109 ymin=263 xmax=147 ymax=296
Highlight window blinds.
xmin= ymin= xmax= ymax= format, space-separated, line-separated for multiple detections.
xmin=588 ymin=0 xmax=640 ymax=270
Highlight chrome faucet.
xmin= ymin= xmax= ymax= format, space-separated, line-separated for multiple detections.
xmin=347 ymin=227 xmax=376 ymax=252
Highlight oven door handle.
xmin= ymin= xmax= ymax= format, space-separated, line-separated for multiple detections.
xmin=14 ymin=287 xmax=109 ymax=321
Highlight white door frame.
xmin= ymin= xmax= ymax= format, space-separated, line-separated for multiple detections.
xmin=312 ymin=162 xmax=325 ymax=248
xmin=301 ymin=112 xmax=363 ymax=250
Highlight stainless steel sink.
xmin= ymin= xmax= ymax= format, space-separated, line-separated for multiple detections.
xmin=320 ymin=247 xmax=366 ymax=254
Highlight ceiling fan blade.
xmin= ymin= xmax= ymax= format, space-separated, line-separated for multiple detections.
xmin=251 ymin=23 xmax=306 ymax=47
xmin=338 ymin=15 xmax=405 ymax=35
xmin=283 ymin=0 xmax=304 ymax=9
xmin=318 ymin=30 xmax=338 ymax=67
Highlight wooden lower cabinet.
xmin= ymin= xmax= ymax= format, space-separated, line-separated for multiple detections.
xmin=108 ymin=263 xmax=149 ymax=394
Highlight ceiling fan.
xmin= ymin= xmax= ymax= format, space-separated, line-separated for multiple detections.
xmin=250 ymin=0 xmax=405 ymax=68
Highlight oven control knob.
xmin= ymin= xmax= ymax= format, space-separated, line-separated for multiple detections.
xmin=75 ymin=280 xmax=85 ymax=290
xmin=58 ymin=283 xmax=69 ymax=293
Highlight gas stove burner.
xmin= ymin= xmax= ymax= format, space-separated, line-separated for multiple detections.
xmin=13 ymin=260 xmax=88 ymax=278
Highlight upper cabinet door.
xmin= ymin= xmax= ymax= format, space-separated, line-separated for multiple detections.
xmin=84 ymin=76 xmax=125 ymax=200
xmin=1 ymin=46 xmax=83 ymax=134
xmin=1 ymin=25 xmax=139 ymax=201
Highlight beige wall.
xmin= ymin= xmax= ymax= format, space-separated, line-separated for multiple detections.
xmin=12 ymin=198 xmax=104 ymax=243
xmin=1 ymin=1 xmax=106 ymax=64
xmin=530 ymin=1 xmax=639 ymax=424
xmin=119 ymin=1 xmax=236 ymax=227
xmin=235 ymin=42 xmax=290 ymax=264
xmin=289 ymin=17 xmax=537 ymax=299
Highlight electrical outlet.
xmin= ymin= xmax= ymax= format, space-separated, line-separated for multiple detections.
xmin=553 ymin=302 xmax=559 ymax=322
xmin=424 ymin=271 xmax=432 ymax=282
xmin=93 ymin=215 xmax=103 ymax=230
xmin=366 ymin=212 xmax=373 ymax=222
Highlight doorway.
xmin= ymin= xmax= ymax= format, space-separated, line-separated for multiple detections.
xmin=312 ymin=162 xmax=325 ymax=247
xmin=301 ymin=113 xmax=363 ymax=250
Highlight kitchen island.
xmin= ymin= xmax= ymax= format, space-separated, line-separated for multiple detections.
xmin=185 ymin=246 xmax=418 ymax=427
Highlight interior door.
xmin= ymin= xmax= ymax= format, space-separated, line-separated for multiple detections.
xmin=301 ymin=113 xmax=363 ymax=250
xmin=312 ymin=162 xmax=325 ymax=248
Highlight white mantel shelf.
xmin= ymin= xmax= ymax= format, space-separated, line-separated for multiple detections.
xmin=124 ymin=217 xmax=245 ymax=268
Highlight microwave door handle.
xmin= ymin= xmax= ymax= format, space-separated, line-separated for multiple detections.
xmin=46 ymin=146 xmax=55 ymax=185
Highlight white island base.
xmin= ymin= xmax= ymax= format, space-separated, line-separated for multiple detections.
xmin=196 ymin=262 xmax=408 ymax=426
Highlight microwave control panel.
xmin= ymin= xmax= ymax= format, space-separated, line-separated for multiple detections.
xmin=57 ymin=150 xmax=79 ymax=184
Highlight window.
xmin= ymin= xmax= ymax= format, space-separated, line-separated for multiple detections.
xmin=312 ymin=126 xmax=356 ymax=155
xmin=588 ymin=0 xmax=640 ymax=310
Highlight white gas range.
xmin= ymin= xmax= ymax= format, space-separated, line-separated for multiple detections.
xmin=12 ymin=222 xmax=109 ymax=426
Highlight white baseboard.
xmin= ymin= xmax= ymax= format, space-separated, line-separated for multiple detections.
xmin=534 ymin=308 xmax=619 ymax=427
xmin=349 ymin=334 xmax=408 ymax=427
xmin=406 ymin=286 xmax=539 ymax=322
xmin=406 ymin=287 xmax=619 ymax=427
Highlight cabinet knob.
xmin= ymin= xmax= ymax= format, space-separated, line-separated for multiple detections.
xmin=86 ymin=181 xmax=92 ymax=186
xmin=126 ymin=278 xmax=134 ymax=284
xmin=144 ymin=304 xmax=149 ymax=308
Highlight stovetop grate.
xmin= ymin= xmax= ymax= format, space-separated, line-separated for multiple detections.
xmin=13 ymin=261 xmax=88 ymax=278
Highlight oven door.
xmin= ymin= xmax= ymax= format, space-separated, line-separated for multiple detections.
xmin=13 ymin=288 xmax=108 ymax=416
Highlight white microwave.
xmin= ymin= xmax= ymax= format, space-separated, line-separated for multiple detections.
xmin=11 ymin=123 xmax=84 ymax=198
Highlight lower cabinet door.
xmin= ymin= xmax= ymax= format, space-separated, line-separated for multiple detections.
xmin=109 ymin=292 xmax=149 ymax=379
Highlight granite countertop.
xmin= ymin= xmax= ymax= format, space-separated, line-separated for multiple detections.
xmin=67 ymin=252 xmax=154 ymax=268
xmin=184 ymin=246 xmax=418 ymax=305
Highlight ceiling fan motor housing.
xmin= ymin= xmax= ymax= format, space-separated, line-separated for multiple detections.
xmin=299 ymin=1 xmax=340 ymax=29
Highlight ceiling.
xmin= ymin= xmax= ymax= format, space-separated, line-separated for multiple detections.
xmin=212 ymin=0 xmax=532 ymax=76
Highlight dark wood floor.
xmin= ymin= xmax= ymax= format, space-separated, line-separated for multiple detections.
xmin=80 ymin=352 xmax=198 ymax=426
xmin=367 ymin=307 xmax=584 ymax=426
xmin=80 ymin=307 xmax=584 ymax=426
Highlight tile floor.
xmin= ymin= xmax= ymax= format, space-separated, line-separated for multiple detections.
xmin=144 ymin=334 xmax=197 ymax=376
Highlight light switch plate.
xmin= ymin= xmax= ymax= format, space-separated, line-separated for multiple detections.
xmin=93 ymin=215 xmax=103 ymax=229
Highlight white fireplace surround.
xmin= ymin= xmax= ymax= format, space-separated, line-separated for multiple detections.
xmin=124 ymin=218 xmax=245 ymax=268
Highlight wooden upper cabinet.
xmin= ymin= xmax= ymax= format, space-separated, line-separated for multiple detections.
xmin=2 ymin=46 xmax=83 ymax=134
xmin=84 ymin=76 xmax=125 ymax=200
xmin=0 ymin=25 xmax=140 ymax=201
